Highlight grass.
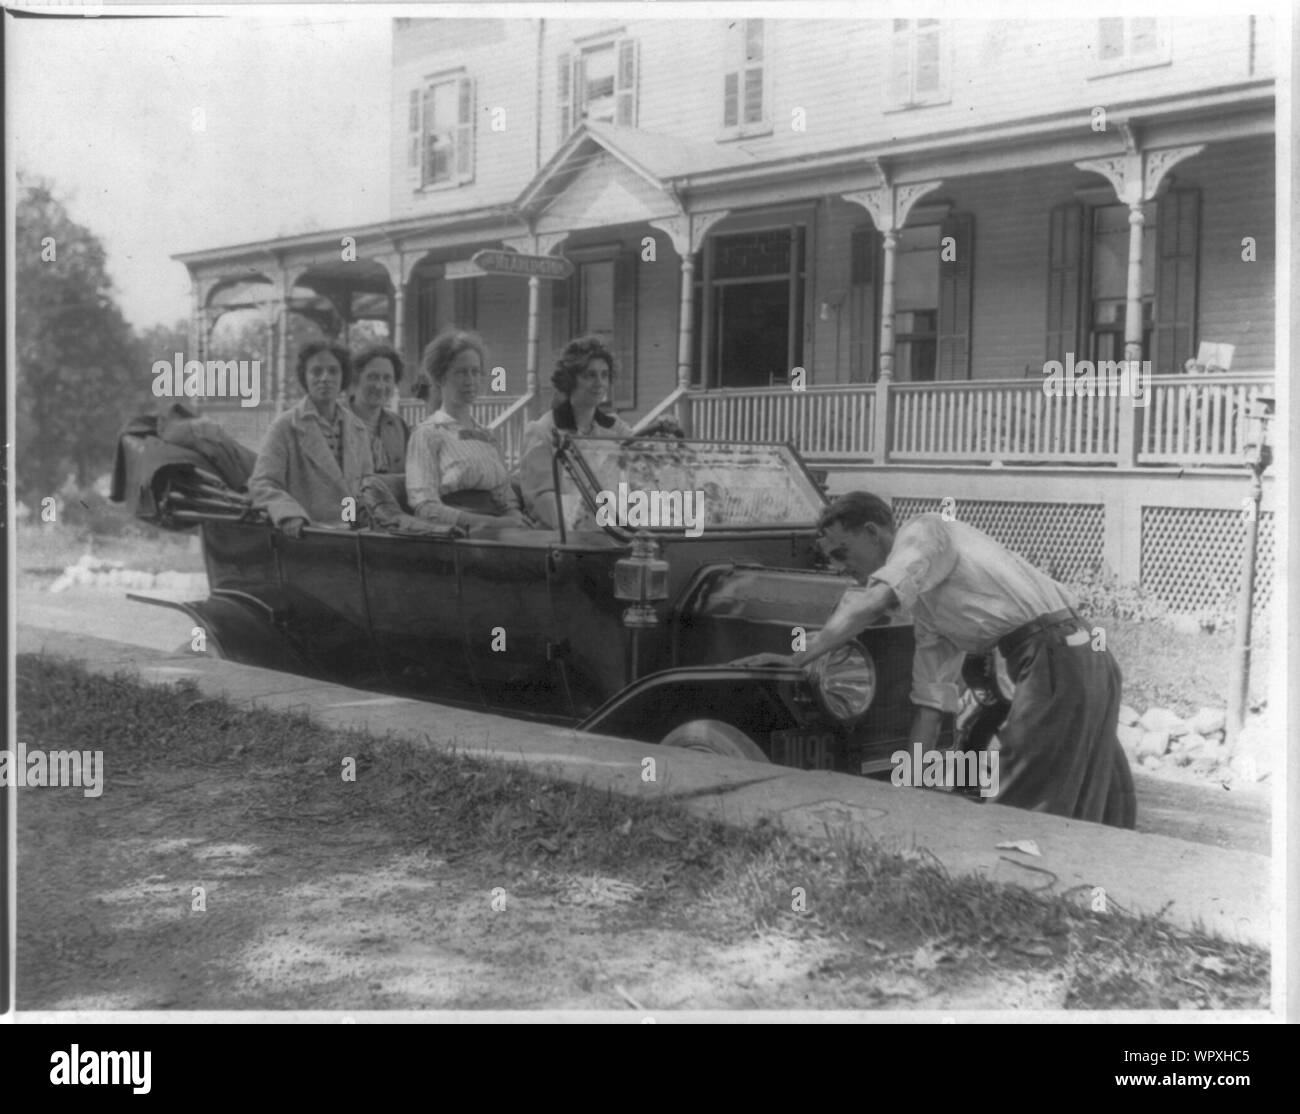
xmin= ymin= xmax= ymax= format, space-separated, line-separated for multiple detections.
xmin=1103 ymin=616 xmax=1273 ymax=717
xmin=16 ymin=654 xmax=1270 ymax=1010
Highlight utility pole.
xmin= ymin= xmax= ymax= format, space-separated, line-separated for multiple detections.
xmin=1226 ymin=395 xmax=1274 ymax=746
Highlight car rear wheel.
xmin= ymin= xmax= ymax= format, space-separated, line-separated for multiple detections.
xmin=660 ymin=719 xmax=770 ymax=763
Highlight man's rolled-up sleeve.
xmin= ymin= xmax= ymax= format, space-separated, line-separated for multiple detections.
xmin=868 ymin=516 xmax=958 ymax=612
xmin=910 ymin=627 xmax=965 ymax=715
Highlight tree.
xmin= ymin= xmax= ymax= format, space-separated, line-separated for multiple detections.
xmin=15 ymin=175 xmax=151 ymax=500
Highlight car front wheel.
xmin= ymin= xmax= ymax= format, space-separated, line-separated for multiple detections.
xmin=659 ymin=719 xmax=770 ymax=763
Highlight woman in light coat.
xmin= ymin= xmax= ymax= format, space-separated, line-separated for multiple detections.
xmin=249 ymin=341 xmax=375 ymax=536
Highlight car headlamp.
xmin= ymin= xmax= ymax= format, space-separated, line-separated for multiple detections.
xmin=808 ymin=640 xmax=876 ymax=724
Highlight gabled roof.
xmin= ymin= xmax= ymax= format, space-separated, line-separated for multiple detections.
xmin=516 ymin=121 xmax=758 ymax=218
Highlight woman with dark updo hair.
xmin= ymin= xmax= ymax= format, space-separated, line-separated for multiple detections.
xmin=517 ymin=335 xmax=636 ymax=530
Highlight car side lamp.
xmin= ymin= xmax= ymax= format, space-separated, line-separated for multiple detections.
xmin=614 ymin=531 xmax=669 ymax=679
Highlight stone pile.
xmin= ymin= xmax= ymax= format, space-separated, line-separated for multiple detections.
xmin=1116 ymin=702 xmax=1271 ymax=786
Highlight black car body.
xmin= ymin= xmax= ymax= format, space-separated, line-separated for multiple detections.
xmin=123 ymin=430 xmax=1004 ymax=772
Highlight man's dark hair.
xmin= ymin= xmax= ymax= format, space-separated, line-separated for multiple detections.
xmin=296 ymin=341 xmax=353 ymax=391
xmin=353 ymin=344 xmax=405 ymax=384
xmin=817 ymin=491 xmax=895 ymax=534
xmin=551 ymin=334 xmax=616 ymax=396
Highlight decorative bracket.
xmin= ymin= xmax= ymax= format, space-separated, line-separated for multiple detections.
xmin=649 ymin=210 xmax=730 ymax=258
xmin=503 ymin=231 xmax=571 ymax=256
xmin=843 ymin=180 xmax=943 ymax=231
xmin=1143 ymin=145 xmax=1205 ymax=201
xmin=1076 ymin=144 xmax=1206 ymax=206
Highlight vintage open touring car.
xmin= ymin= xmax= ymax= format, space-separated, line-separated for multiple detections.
xmin=114 ymin=420 xmax=1010 ymax=775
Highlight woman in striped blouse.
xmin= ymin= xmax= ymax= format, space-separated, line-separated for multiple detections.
xmin=405 ymin=329 xmax=528 ymax=530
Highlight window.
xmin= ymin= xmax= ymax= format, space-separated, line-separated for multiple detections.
xmin=1091 ymin=18 xmax=1170 ymax=74
xmin=894 ymin=225 xmax=941 ymax=381
xmin=407 ymin=74 xmax=475 ymax=189
xmin=558 ymin=37 xmax=638 ymax=142
xmin=553 ymin=245 xmax=638 ymax=409
xmin=721 ymin=20 xmax=769 ymax=137
xmin=887 ymin=19 xmax=949 ymax=109
xmin=1046 ymin=192 xmax=1199 ymax=374
xmin=1089 ymin=202 xmax=1156 ymax=363
xmin=692 ymin=226 xmax=806 ymax=388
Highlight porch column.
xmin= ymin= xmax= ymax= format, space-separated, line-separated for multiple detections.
xmin=505 ymin=231 xmax=568 ymax=411
xmin=266 ymin=262 xmax=294 ymax=414
xmin=843 ymin=179 xmax=942 ymax=462
xmin=1076 ymin=143 xmax=1204 ymax=466
xmin=373 ymin=249 xmax=411 ymax=374
xmin=650 ymin=211 xmax=728 ymax=433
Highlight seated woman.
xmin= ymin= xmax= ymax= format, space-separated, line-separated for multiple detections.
xmin=347 ymin=344 xmax=410 ymax=476
xmin=249 ymin=341 xmax=375 ymax=537
xmin=405 ymin=328 xmax=527 ymax=530
xmin=518 ymin=335 xmax=635 ymax=530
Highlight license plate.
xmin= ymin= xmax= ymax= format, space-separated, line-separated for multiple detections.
xmin=770 ymin=728 xmax=836 ymax=770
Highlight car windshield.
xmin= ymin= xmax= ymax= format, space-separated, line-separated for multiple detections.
xmin=561 ymin=438 xmax=826 ymax=533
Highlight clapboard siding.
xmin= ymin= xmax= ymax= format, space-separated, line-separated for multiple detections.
xmin=393 ymin=17 xmax=1273 ymax=221
xmin=1180 ymin=136 xmax=1275 ymax=371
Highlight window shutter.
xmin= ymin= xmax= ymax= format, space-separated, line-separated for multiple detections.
xmin=455 ymin=76 xmax=475 ymax=182
xmin=1045 ymin=202 xmax=1083 ymax=365
xmin=551 ymin=276 xmax=572 ymax=366
xmin=1153 ymin=189 xmax=1199 ymax=374
xmin=416 ymin=273 xmax=438 ymax=355
xmin=573 ymin=54 xmax=588 ymax=126
xmin=743 ymin=20 xmax=764 ymax=125
xmin=453 ymin=277 xmax=477 ymax=329
xmin=421 ymin=85 xmax=437 ymax=184
xmin=889 ymin=22 xmax=913 ymax=105
xmin=615 ymin=38 xmax=638 ymax=127
xmin=723 ymin=71 xmax=739 ymax=129
xmin=613 ymin=248 xmax=638 ymax=409
xmin=557 ymin=51 xmax=572 ymax=143
xmin=407 ymin=88 xmax=422 ymax=180
xmin=935 ymin=213 xmax=974 ymax=381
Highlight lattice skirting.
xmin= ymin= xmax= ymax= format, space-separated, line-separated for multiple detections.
xmin=890 ymin=497 xmax=1275 ymax=616
xmin=1142 ymin=506 xmax=1275 ymax=615
xmin=891 ymin=498 xmax=1105 ymax=582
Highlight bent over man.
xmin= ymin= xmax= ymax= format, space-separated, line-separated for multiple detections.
xmin=741 ymin=491 xmax=1136 ymax=828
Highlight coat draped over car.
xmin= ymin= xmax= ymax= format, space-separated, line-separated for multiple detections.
xmin=249 ymin=397 xmax=375 ymax=527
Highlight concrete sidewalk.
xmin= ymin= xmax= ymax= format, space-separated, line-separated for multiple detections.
xmin=16 ymin=623 xmax=1271 ymax=947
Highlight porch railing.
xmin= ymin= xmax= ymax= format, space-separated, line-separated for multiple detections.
xmin=889 ymin=379 xmax=1120 ymax=463
xmin=688 ymin=384 xmax=876 ymax=457
xmin=1138 ymin=374 xmax=1273 ymax=466
xmin=659 ymin=371 xmax=1272 ymax=468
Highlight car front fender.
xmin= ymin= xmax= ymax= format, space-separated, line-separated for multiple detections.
xmin=577 ymin=664 xmax=810 ymax=749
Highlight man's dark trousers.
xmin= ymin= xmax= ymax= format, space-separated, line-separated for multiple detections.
xmin=994 ymin=619 xmax=1137 ymax=828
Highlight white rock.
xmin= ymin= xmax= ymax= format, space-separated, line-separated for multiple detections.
xmin=1139 ymin=707 xmax=1184 ymax=734
xmin=1168 ymin=614 xmax=1202 ymax=636
xmin=1137 ymin=731 xmax=1170 ymax=759
xmin=1188 ymin=707 xmax=1227 ymax=736
xmin=1140 ymin=755 xmax=1161 ymax=770
xmin=1116 ymin=724 xmax=1143 ymax=758
xmin=1118 ymin=704 xmax=1140 ymax=727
